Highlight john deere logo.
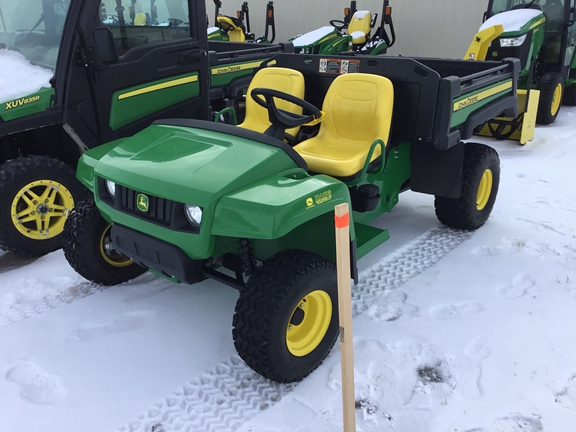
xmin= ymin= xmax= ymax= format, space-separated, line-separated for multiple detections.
xmin=137 ymin=194 xmax=149 ymax=212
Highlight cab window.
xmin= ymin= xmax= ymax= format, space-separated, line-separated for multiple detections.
xmin=99 ymin=0 xmax=194 ymax=56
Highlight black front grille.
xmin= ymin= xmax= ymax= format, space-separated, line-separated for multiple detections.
xmin=119 ymin=186 xmax=172 ymax=225
xmin=97 ymin=177 xmax=200 ymax=233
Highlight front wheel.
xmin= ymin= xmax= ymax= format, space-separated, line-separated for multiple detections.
xmin=63 ymin=197 xmax=146 ymax=286
xmin=233 ymin=250 xmax=338 ymax=383
xmin=435 ymin=143 xmax=500 ymax=230
xmin=537 ymin=72 xmax=564 ymax=125
xmin=0 ymin=156 xmax=88 ymax=257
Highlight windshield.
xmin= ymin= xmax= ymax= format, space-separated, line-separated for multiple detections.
xmin=0 ymin=0 xmax=70 ymax=70
xmin=489 ymin=0 xmax=565 ymax=18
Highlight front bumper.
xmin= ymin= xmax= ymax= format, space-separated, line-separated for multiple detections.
xmin=111 ymin=224 xmax=205 ymax=284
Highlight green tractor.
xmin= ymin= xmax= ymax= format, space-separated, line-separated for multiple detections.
xmin=466 ymin=0 xmax=576 ymax=143
xmin=207 ymin=0 xmax=275 ymax=43
xmin=63 ymin=52 xmax=520 ymax=382
xmin=290 ymin=0 xmax=395 ymax=56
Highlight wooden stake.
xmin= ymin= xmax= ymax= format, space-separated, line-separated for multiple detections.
xmin=334 ymin=203 xmax=356 ymax=432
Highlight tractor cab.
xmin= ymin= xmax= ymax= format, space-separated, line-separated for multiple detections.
xmin=485 ymin=0 xmax=576 ymax=72
xmin=466 ymin=0 xmax=576 ymax=141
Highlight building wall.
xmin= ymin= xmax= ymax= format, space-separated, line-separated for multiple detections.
xmin=210 ymin=0 xmax=489 ymax=59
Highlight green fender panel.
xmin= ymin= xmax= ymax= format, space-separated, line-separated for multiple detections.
xmin=212 ymin=171 xmax=353 ymax=240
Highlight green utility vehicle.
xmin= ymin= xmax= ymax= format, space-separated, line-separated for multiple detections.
xmin=207 ymin=0 xmax=276 ymax=43
xmin=63 ymin=52 xmax=520 ymax=383
xmin=291 ymin=0 xmax=395 ymax=56
xmin=0 ymin=0 xmax=291 ymax=257
xmin=465 ymin=0 xmax=576 ymax=142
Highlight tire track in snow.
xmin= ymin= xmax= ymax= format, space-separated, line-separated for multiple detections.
xmin=116 ymin=226 xmax=473 ymax=432
xmin=0 ymin=280 xmax=103 ymax=327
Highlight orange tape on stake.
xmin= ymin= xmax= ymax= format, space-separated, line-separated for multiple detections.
xmin=334 ymin=212 xmax=350 ymax=229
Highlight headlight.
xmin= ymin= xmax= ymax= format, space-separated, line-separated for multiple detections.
xmin=184 ymin=205 xmax=203 ymax=227
xmin=500 ymin=35 xmax=527 ymax=47
xmin=105 ymin=180 xmax=116 ymax=198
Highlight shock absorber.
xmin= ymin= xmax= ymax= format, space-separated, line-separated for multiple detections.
xmin=238 ymin=238 xmax=257 ymax=277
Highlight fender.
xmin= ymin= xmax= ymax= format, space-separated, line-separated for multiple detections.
xmin=211 ymin=170 xmax=355 ymax=240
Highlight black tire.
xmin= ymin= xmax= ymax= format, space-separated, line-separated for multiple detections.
xmin=563 ymin=82 xmax=576 ymax=106
xmin=536 ymin=72 xmax=564 ymax=125
xmin=0 ymin=155 xmax=88 ymax=257
xmin=63 ymin=197 xmax=146 ymax=286
xmin=233 ymin=250 xmax=338 ymax=383
xmin=435 ymin=143 xmax=500 ymax=230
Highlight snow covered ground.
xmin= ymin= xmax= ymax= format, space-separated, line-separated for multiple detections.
xmin=1 ymin=50 xmax=576 ymax=431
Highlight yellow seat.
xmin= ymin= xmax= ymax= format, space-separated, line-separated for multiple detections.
xmin=348 ymin=11 xmax=372 ymax=44
xmin=217 ymin=16 xmax=246 ymax=42
xmin=238 ymin=67 xmax=306 ymax=140
xmin=134 ymin=13 xmax=147 ymax=26
xmin=294 ymin=73 xmax=393 ymax=178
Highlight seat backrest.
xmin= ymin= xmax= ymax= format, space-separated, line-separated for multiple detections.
xmin=217 ymin=16 xmax=246 ymax=42
xmin=293 ymin=73 xmax=393 ymax=178
xmin=238 ymin=67 xmax=305 ymax=138
xmin=134 ymin=13 xmax=147 ymax=26
xmin=317 ymin=73 xmax=392 ymax=147
xmin=348 ymin=10 xmax=372 ymax=43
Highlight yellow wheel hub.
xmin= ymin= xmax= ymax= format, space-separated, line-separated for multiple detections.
xmin=100 ymin=225 xmax=134 ymax=267
xmin=11 ymin=179 xmax=74 ymax=240
xmin=551 ymin=83 xmax=562 ymax=116
xmin=477 ymin=168 xmax=493 ymax=211
xmin=286 ymin=290 xmax=332 ymax=357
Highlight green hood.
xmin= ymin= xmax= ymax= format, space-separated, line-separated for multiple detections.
xmin=92 ymin=121 xmax=304 ymax=206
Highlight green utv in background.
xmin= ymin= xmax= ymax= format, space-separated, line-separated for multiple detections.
xmin=0 ymin=0 xmax=290 ymax=257
xmin=63 ymin=52 xmax=520 ymax=383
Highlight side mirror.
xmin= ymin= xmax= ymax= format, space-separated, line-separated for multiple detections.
xmin=93 ymin=27 xmax=117 ymax=64
xmin=569 ymin=7 xmax=575 ymax=26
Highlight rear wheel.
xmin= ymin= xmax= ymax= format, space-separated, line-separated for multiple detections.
xmin=435 ymin=143 xmax=500 ymax=230
xmin=0 ymin=156 xmax=87 ymax=257
xmin=537 ymin=72 xmax=563 ymax=125
xmin=63 ymin=197 xmax=146 ymax=286
xmin=232 ymin=250 xmax=338 ymax=383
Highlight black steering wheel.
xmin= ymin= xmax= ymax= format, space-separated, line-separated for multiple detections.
xmin=168 ymin=18 xmax=183 ymax=27
xmin=250 ymin=88 xmax=322 ymax=140
xmin=329 ymin=19 xmax=348 ymax=31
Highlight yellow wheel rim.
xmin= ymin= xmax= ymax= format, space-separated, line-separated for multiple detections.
xmin=477 ymin=168 xmax=493 ymax=211
xmin=551 ymin=83 xmax=562 ymax=116
xmin=100 ymin=225 xmax=134 ymax=267
xmin=286 ymin=290 xmax=332 ymax=357
xmin=11 ymin=179 xmax=74 ymax=240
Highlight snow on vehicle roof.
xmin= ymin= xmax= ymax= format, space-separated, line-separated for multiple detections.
xmin=292 ymin=26 xmax=335 ymax=46
xmin=0 ymin=49 xmax=53 ymax=104
xmin=479 ymin=9 xmax=544 ymax=33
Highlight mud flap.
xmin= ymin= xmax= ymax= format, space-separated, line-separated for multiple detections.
xmin=475 ymin=89 xmax=540 ymax=145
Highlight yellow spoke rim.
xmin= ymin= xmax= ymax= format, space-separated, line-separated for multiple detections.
xmin=11 ymin=180 xmax=74 ymax=240
xmin=100 ymin=225 xmax=134 ymax=267
xmin=286 ymin=290 xmax=332 ymax=357
xmin=477 ymin=168 xmax=493 ymax=211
